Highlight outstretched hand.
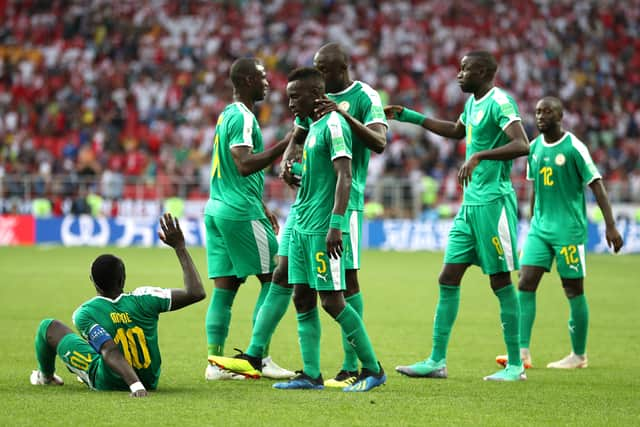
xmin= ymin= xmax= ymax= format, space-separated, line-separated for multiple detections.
xmin=158 ymin=213 xmax=185 ymax=250
xmin=606 ymin=226 xmax=624 ymax=253
xmin=384 ymin=105 xmax=404 ymax=120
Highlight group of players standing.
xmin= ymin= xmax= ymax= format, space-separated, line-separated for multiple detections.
xmin=30 ymin=43 xmax=624 ymax=396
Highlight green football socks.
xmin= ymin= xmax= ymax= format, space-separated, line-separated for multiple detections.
xmin=35 ymin=319 xmax=56 ymax=376
xmin=340 ymin=292 xmax=364 ymax=372
xmin=568 ymin=294 xmax=589 ymax=355
xmin=246 ymin=283 xmax=293 ymax=358
xmin=518 ymin=290 xmax=536 ymax=349
xmin=429 ymin=284 xmax=460 ymax=362
xmin=206 ymin=288 xmax=237 ymax=356
xmin=494 ymin=284 xmax=521 ymax=366
xmin=335 ymin=304 xmax=379 ymax=374
xmin=297 ymin=308 xmax=322 ymax=379
xmin=252 ymin=282 xmax=271 ymax=327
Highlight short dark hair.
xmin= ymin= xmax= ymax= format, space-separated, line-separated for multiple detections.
xmin=90 ymin=254 xmax=125 ymax=292
xmin=230 ymin=57 xmax=260 ymax=87
xmin=465 ymin=50 xmax=498 ymax=77
xmin=287 ymin=67 xmax=324 ymax=83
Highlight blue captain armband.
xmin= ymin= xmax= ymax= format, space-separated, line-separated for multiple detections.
xmin=87 ymin=324 xmax=112 ymax=352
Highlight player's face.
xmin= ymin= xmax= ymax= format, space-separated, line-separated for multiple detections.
xmin=313 ymin=52 xmax=342 ymax=93
xmin=535 ymin=100 xmax=562 ymax=132
xmin=287 ymin=80 xmax=314 ymax=119
xmin=457 ymin=56 xmax=483 ymax=93
xmin=250 ymin=63 xmax=269 ymax=101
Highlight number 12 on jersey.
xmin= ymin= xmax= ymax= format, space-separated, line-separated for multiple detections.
xmin=539 ymin=166 xmax=554 ymax=186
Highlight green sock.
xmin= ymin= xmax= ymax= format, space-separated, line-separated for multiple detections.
xmin=246 ymin=283 xmax=293 ymax=358
xmin=297 ymin=308 xmax=321 ymax=379
xmin=494 ymin=284 xmax=521 ymax=366
xmin=205 ymin=288 xmax=237 ymax=356
xmin=34 ymin=319 xmax=56 ymax=376
xmin=335 ymin=304 xmax=379 ymax=374
xmin=429 ymin=284 xmax=460 ymax=362
xmin=568 ymin=294 xmax=589 ymax=355
xmin=518 ymin=290 xmax=536 ymax=348
xmin=340 ymin=293 xmax=364 ymax=372
xmin=252 ymin=282 xmax=271 ymax=326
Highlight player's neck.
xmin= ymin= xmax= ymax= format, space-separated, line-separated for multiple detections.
xmin=233 ymin=92 xmax=254 ymax=111
xmin=543 ymin=127 xmax=564 ymax=143
xmin=331 ymin=77 xmax=353 ymax=93
xmin=473 ymin=82 xmax=493 ymax=100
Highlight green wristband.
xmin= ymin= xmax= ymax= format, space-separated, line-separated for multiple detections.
xmin=329 ymin=214 xmax=344 ymax=230
xmin=398 ymin=107 xmax=426 ymax=125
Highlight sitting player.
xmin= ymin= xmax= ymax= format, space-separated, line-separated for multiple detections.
xmin=30 ymin=213 xmax=206 ymax=397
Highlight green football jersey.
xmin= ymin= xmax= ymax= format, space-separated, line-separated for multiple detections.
xmin=327 ymin=81 xmax=387 ymax=211
xmin=295 ymin=81 xmax=387 ymax=211
xmin=72 ymin=287 xmax=172 ymax=390
xmin=205 ymin=102 xmax=266 ymax=220
xmin=294 ymin=111 xmax=352 ymax=234
xmin=527 ymin=132 xmax=601 ymax=244
xmin=459 ymin=87 xmax=521 ymax=205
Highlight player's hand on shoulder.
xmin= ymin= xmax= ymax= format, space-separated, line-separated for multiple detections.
xmin=314 ymin=97 xmax=338 ymax=118
xmin=158 ymin=213 xmax=185 ymax=250
xmin=384 ymin=105 xmax=404 ymax=120
xmin=130 ymin=389 xmax=148 ymax=398
xmin=606 ymin=226 xmax=624 ymax=253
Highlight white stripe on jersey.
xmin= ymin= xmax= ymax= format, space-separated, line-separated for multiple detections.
xmin=569 ymin=132 xmax=602 ymax=183
xmin=237 ymin=103 xmax=255 ymax=147
xmin=251 ymin=220 xmax=271 ymax=274
xmin=329 ymin=256 xmax=343 ymax=291
xmin=497 ymin=206 xmax=515 ymax=271
xmin=327 ymin=111 xmax=351 ymax=160
xmin=349 ymin=210 xmax=359 ymax=269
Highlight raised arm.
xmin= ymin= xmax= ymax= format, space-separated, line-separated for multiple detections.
xmin=231 ymin=130 xmax=292 ymax=177
xmin=589 ymin=179 xmax=624 ymax=253
xmin=384 ymin=105 xmax=466 ymax=140
xmin=326 ymin=157 xmax=352 ymax=259
xmin=157 ymin=213 xmax=206 ymax=310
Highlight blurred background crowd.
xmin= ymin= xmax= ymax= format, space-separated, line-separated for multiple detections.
xmin=1 ymin=0 xmax=639 ymax=218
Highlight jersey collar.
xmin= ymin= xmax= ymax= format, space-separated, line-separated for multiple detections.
xmin=472 ymin=87 xmax=496 ymax=104
xmin=327 ymin=80 xmax=359 ymax=96
xmin=542 ymin=132 xmax=568 ymax=147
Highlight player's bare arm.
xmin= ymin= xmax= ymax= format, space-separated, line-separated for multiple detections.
xmin=384 ymin=105 xmax=466 ymax=139
xmin=157 ymin=213 xmax=206 ymax=310
xmin=327 ymin=157 xmax=352 ymax=259
xmin=316 ymin=98 xmax=386 ymax=153
xmin=280 ymin=127 xmax=306 ymax=187
xmin=458 ymin=121 xmax=529 ymax=187
xmin=99 ymin=339 xmax=148 ymax=398
xmin=231 ymin=130 xmax=292 ymax=177
xmin=589 ymin=179 xmax=624 ymax=252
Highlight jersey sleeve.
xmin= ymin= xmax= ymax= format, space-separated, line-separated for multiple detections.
xmin=571 ymin=138 xmax=602 ymax=185
xmin=72 ymin=305 xmax=113 ymax=353
xmin=132 ymin=287 xmax=173 ymax=315
xmin=227 ymin=108 xmax=255 ymax=148
xmin=359 ymin=86 xmax=388 ymax=128
xmin=491 ymin=90 xmax=521 ymax=130
xmin=326 ymin=112 xmax=352 ymax=160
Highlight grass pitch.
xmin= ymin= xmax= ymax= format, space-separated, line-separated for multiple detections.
xmin=1 ymin=247 xmax=638 ymax=426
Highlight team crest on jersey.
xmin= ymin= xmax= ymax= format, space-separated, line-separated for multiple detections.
xmin=308 ymin=135 xmax=317 ymax=148
xmin=472 ymin=110 xmax=484 ymax=125
xmin=338 ymin=101 xmax=350 ymax=112
xmin=555 ymin=153 xmax=566 ymax=166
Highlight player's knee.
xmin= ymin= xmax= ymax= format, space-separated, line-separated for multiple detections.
xmin=44 ymin=319 xmax=73 ymax=348
xmin=293 ymin=289 xmax=315 ymax=313
xmin=518 ymin=276 xmax=538 ymax=292
xmin=344 ymin=270 xmax=360 ymax=297
xmin=320 ymin=296 xmax=345 ymax=319
xmin=562 ymin=280 xmax=584 ymax=298
xmin=272 ymin=265 xmax=286 ymax=286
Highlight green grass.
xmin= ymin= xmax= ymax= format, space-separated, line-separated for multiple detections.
xmin=1 ymin=247 xmax=639 ymax=426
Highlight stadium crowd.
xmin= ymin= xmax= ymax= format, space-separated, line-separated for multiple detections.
xmin=0 ymin=0 xmax=639 ymax=217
